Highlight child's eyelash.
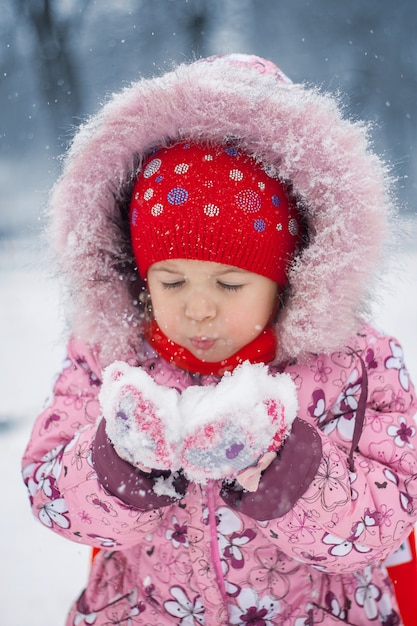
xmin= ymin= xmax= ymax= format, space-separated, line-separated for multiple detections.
xmin=218 ymin=282 xmax=243 ymax=292
xmin=162 ymin=281 xmax=184 ymax=290
xmin=161 ymin=281 xmax=243 ymax=292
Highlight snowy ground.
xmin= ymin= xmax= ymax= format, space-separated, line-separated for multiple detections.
xmin=1 ymin=219 xmax=417 ymax=626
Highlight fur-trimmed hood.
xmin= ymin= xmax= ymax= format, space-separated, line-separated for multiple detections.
xmin=48 ymin=53 xmax=394 ymax=366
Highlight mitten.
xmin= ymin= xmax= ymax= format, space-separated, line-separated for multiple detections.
xmin=179 ymin=361 xmax=298 ymax=483
xmin=99 ymin=361 xmax=182 ymax=472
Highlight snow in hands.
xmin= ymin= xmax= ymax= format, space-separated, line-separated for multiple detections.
xmin=100 ymin=360 xmax=298 ymax=484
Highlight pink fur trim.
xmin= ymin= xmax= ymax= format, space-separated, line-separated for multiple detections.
xmin=48 ymin=55 xmax=393 ymax=366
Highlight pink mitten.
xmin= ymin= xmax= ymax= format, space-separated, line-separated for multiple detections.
xmin=99 ymin=362 xmax=182 ymax=471
xmin=179 ymin=361 xmax=298 ymax=484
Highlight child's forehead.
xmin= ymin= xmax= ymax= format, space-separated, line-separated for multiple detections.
xmin=149 ymin=258 xmax=250 ymax=276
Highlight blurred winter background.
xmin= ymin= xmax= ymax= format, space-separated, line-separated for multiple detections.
xmin=1 ymin=1 xmax=416 ymax=624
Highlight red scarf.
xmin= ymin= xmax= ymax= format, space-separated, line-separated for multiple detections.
xmin=145 ymin=320 xmax=277 ymax=376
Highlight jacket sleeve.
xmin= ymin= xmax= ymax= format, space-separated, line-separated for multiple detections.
xmin=221 ymin=326 xmax=417 ymax=573
xmin=21 ymin=336 xmax=186 ymax=551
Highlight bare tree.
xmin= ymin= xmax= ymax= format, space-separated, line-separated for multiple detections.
xmin=13 ymin=0 xmax=91 ymax=139
xmin=163 ymin=0 xmax=217 ymax=58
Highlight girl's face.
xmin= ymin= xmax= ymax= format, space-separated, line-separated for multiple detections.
xmin=147 ymin=259 xmax=278 ymax=363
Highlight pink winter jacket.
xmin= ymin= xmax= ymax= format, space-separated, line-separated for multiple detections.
xmin=22 ymin=323 xmax=417 ymax=624
xmin=21 ymin=54 xmax=417 ymax=624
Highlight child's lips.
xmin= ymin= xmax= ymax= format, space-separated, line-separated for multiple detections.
xmin=190 ymin=337 xmax=217 ymax=351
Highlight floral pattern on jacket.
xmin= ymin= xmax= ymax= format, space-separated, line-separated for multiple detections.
xmin=22 ymin=323 xmax=417 ymax=625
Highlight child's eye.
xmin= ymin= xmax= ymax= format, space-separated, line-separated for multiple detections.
xmin=162 ymin=281 xmax=184 ymax=290
xmin=217 ymin=281 xmax=243 ymax=292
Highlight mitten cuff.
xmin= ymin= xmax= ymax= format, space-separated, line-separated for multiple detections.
xmin=93 ymin=419 xmax=188 ymax=510
xmin=220 ymin=418 xmax=322 ymax=520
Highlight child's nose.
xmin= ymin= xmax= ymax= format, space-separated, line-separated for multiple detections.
xmin=184 ymin=292 xmax=216 ymax=322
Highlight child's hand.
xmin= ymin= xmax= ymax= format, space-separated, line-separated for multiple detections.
xmin=179 ymin=361 xmax=298 ymax=484
xmin=99 ymin=362 xmax=182 ymax=472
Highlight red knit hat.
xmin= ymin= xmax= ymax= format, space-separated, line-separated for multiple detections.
xmin=130 ymin=141 xmax=300 ymax=285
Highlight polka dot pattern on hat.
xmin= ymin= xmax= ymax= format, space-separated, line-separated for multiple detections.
xmin=130 ymin=141 xmax=300 ymax=284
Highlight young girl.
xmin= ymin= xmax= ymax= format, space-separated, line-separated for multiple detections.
xmin=22 ymin=54 xmax=417 ymax=625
